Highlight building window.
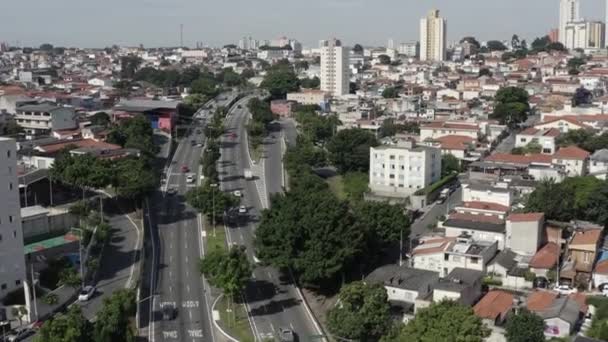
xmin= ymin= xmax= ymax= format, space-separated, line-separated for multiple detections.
xmin=471 ymin=257 xmax=479 ymax=264
xmin=584 ymin=253 xmax=590 ymax=263
xmin=444 ymin=254 xmax=449 ymax=261
xmin=9 ymin=183 xmax=12 ymax=191
xmin=8 ymin=216 xmax=13 ymax=223
xmin=6 ymin=150 xmax=10 ymax=158
xmin=389 ymin=174 xmax=395 ymax=179
xmin=389 ymin=155 xmax=395 ymax=160
xmin=13 ymin=231 xmax=16 ymax=238
xmin=1 ymin=284 xmax=6 ymax=290
xmin=15 ymin=280 xmax=20 ymax=286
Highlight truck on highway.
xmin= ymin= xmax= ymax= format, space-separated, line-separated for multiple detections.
xmin=244 ymin=169 xmax=253 ymax=180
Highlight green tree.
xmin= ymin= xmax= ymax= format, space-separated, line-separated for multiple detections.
xmin=567 ymin=57 xmax=586 ymax=72
xmin=120 ymin=55 xmax=142 ymax=79
xmin=354 ymin=201 xmax=410 ymax=253
xmin=40 ymin=43 xmax=54 ymax=51
xmin=384 ymin=301 xmax=490 ymax=342
xmin=441 ymin=154 xmax=461 ymax=177
xmin=382 ymin=87 xmax=399 ymax=99
xmin=460 ymin=37 xmax=481 ymax=49
xmin=505 ymin=309 xmax=545 ymax=342
xmin=478 ymin=68 xmax=492 ymax=77
xmin=35 ymin=306 xmax=92 ymax=342
xmin=353 ymin=44 xmax=364 ymax=54
xmin=327 ymin=282 xmax=391 ymax=342
xmin=260 ymin=63 xmax=300 ymax=98
xmin=241 ymin=69 xmax=255 ymax=79
xmin=342 ymin=172 xmax=369 ymax=202
xmin=2 ymin=120 xmax=24 ymax=136
xmin=93 ymin=289 xmax=136 ymax=342
xmin=254 ymin=178 xmax=364 ymax=286
xmin=486 ymin=40 xmax=507 ymax=51
xmin=377 ymin=55 xmax=391 ymax=65
xmin=191 ymin=77 xmax=220 ymax=97
xmin=107 ymin=114 xmax=158 ymax=157
xmin=299 ymin=76 xmax=320 ymax=89
xmin=186 ymin=183 xmax=238 ymax=222
xmin=491 ymin=86 xmax=530 ymax=127
xmin=572 ymin=87 xmax=592 ymax=106
xmin=327 ymin=128 xmax=378 ymax=174
xmin=112 ymin=157 xmax=157 ymax=200
xmin=199 ymin=246 xmax=251 ymax=299
xmin=90 ymin=112 xmax=111 ymax=127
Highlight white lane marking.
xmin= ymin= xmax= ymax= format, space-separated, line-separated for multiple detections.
xmin=122 ymin=208 xmax=142 ymax=290
xmin=163 ymin=331 xmax=178 ymax=339
xmin=183 ymin=300 xmax=199 ymax=308
xmin=189 ymin=310 xmax=193 ymax=320
xmin=186 ymin=269 xmax=190 ymax=277
xmin=169 ymin=285 xmax=173 ymax=293
xmin=188 ymin=329 xmax=203 ymax=338
xmin=185 ymin=256 xmax=189 ymax=263
xmin=270 ymin=323 xmax=276 ymax=333
xmin=290 ymin=323 xmax=295 ymax=331
xmin=267 ymin=271 xmax=273 ymax=279
xmin=186 ymin=285 xmax=191 ymax=293
xmin=169 ymin=270 xmax=172 ymax=278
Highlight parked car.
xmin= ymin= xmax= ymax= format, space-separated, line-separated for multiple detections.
xmin=279 ymin=328 xmax=295 ymax=342
xmin=186 ymin=174 xmax=195 ymax=184
xmin=238 ymin=205 xmax=247 ymax=214
xmin=78 ymin=285 xmax=95 ymax=301
xmin=533 ymin=277 xmax=548 ymax=289
xmin=7 ymin=328 xmax=35 ymax=342
xmin=181 ymin=165 xmax=190 ymax=173
xmin=553 ymin=284 xmax=577 ymax=295
xmin=237 ymin=104 xmax=242 ymax=109
xmin=166 ymin=188 xmax=177 ymax=196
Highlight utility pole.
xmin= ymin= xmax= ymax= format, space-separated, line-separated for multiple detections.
xmin=180 ymin=24 xmax=184 ymax=48
xmin=30 ymin=265 xmax=38 ymax=321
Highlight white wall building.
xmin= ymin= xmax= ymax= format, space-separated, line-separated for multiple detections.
xmin=559 ymin=0 xmax=580 ymax=45
xmin=320 ymin=38 xmax=350 ymax=97
xmin=420 ymin=9 xmax=446 ymax=61
xmin=15 ymin=103 xmax=77 ymax=136
xmin=0 ymin=138 xmax=26 ymax=298
xmin=369 ymin=140 xmax=441 ymax=198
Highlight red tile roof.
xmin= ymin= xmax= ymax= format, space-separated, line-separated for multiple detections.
xmin=568 ymin=293 xmax=588 ymax=314
xmin=36 ymin=139 xmax=121 ymax=154
xmin=594 ymin=259 xmax=608 ymax=275
xmin=507 ymin=213 xmax=545 ymax=223
xmin=461 ymin=201 xmax=509 ymax=212
xmin=434 ymin=135 xmax=476 ymax=151
xmin=485 ymin=153 xmax=553 ymax=165
xmin=519 ymin=127 xmax=561 ymax=138
xmin=537 ymin=116 xmax=592 ymax=129
xmin=553 ymin=146 xmax=590 ymax=160
xmin=421 ymin=121 xmax=479 ymax=130
xmin=447 ymin=212 xmax=505 ymax=225
xmin=530 ymin=242 xmax=559 ymax=269
xmin=474 ymin=290 xmax=514 ymax=320
xmin=570 ymin=229 xmax=602 ymax=247
xmin=526 ymin=290 xmax=558 ymax=312
xmin=412 ymin=237 xmax=456 ymax=256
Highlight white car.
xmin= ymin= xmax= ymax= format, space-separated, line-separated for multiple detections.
xmin=186 ymin=175 xmax=195 ymax=184
xmin=78 ymin=285 xmax=95 ymax=301
xmin=233 ymin=190 xmax=242 ymax=197
xmin=238 ymin=205 xmax=247 ymax=214
xmin=553 ymin=284 xmax=577 ymax=295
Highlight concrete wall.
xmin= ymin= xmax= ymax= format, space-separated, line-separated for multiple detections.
xmin=506 ymin=220 xmax=542 ymax=256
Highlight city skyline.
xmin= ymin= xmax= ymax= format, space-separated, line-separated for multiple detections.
xmin=2 ymin=0 xmax=608 ymax=48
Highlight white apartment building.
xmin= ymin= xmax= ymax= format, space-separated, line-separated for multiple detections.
xmin=590 ymin=149 xmax=608 ymax=179
xmin=399 ymin=42 xmax=419 ymax=57
xmin=420 ymin=9 xmax=446 ymax=61
xmin=369 ymin=140 xmax=441 ymax=198
xmin=559 ymin=0 xmax=580 ymax=45
xmin=0 ymin=138 xmax=26 ymax=298
xmin=15 ymin=103 xmax=77 ymax=136
xmin=320 ymin=38 xmax=350 ymax=97
xmin=515 ymin=127 xmax=560 ymax=154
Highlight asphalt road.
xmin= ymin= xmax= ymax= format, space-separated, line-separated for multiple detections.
xmin=219 ymin=97 xmax=322 ymax=342
xmin=145 ymin=94 xmax=236 ymax=342
xmin=409 ymin=187 xmax=462 ymax=242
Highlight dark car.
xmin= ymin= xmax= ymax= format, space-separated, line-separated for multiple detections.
xmin=533 ymin=277 xmax=549 ymax=289
xmin=162 ymin=305 xmax=176 ymax=321
xmin=6 ymin=328 xmax=35 ymax=342
xmin=279 ymin=328 xmax=296 ymax=342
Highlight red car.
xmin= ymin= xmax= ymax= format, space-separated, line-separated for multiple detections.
xmin=230 ymin=132 xmax=237 ymax=139
xmin=181 ymin=165 xmax=189 ymax=173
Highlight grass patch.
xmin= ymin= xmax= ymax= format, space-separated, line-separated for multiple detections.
xmin=250 ymin=143 xmax=263 ymax=163
xmin=205 ymin=222 xmax=228 ymax=253
xmin=326 ymin=175 xmax=346 ymax=200
xmin=217 ymin=295 xmax=255 ymax=342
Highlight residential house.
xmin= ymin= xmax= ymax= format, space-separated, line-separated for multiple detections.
xmin=561 ymin=229 xmax=603 ymax=284
xmin=589 ymin=149 xmax=608 ymax=179
xmin=593 ymin=257 xmax=608 ymax=288
xmin=411 ymin=234 xmax=498 ymax=277
xmin=473 ymin=290 xmax=514 ymax=329
xmin=526 ymin=290 xmax=582 ymax=339
xmin=270 ymin=100 xmax=295 ymax=117
xmin=442 ymin=212 xmax=506 ymax=249
xmin=454 ymin=201 xmax=510 ymax=220
xmin=112 ymin=99 xmax=179 ymax=131
xmin=461 ymin=181 xmax=513 ymax=208
xmin=551 ymin=146 xmax=590 ymax=176
xmin=432 ymin=268 xmax=484 ymax=306
xmin=505 ymin=213 xmax=544 ymax=256
xmin=421 ymin=135 xmax=476 ymax=160
xmin=534 ymin=116 xmax=591 ymax=133
xmin=366 ymin=265 xmax=439 ymax=313
xmin=286 ymin=90 xmax=330 ymax=106
xmin=514 ymin=127 xmax=560 ymax=154
xmin=419 ymin=121 xmax=480 ymax=141
xmin=487 ymin=249 xmax=533 ymax=289
xmin=529 ymin=242 xmax=559 ymax=278
xmin=15 ymin=103 xmax=77 ymax=137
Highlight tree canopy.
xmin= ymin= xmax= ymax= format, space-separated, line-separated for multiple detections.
xmin=35 ymin=306 xmax=92 ymax=342
xmin=93 ymin=290 xmax=137 ymax=342
xmin=490 ymin=86 xmax=530 ymax=127
xmin=505 ymin=309 xmax=545 ymax=342
xmin=254 ymin=173 xmax=364 ymax=286
xmin=353 ymin=44 xmax=364 ymax=54
xmin=441 ymin=154 xmax=461 ymax=177
xmin=377 ymin=55 xmax=391 ymax=65
xmin=327 ymin=282 xmax=391 ymax=342
xmin=486 ymin=40 xmax=507 ymax=51
xmin=460 ymin=37 xmax=481 ymax=49
xmin=260 ymin=62 xmax=300 ymax=98
xmin=186 ymin=183 xmax=238 ymax=223
xmin=572 ymin=87 xmax=592 ymax=107
xmin=327 ymin=128 xmax=378 ymax=174
xmin=383 ymin=301 xmax=490 ymax=342
xmin=556 ymin=129 xmax=608 ymax=153
xmin=200 ymin=246 xmax=251 ymax=299
xmin=382 ymin=87 xmax=399 ymax=99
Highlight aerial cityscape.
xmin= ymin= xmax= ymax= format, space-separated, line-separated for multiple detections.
xmin=2 ymin=1 xmax=608 ymax=342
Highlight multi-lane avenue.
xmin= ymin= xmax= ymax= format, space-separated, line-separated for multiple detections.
xmin=219 ymin=96 xmax=323 ymax=342
xmin=145 ymin=94 xmax=236 ymax=342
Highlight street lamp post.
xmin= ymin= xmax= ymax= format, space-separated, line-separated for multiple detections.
xmin=71 ymin=228 xmax=84 ymax=286
xmin=210 ymin=183 xmax=218 ymax=236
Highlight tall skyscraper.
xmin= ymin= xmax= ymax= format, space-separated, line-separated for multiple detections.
xmin=419 ymin=9 xmax=446 ymax=62
xmin=0 ymin=138 xmax=26 ymax=299
xmin=320 ymin=38 xmax=349 ymax=97
xmin=559 ymin=0 xmax=580 ymax=44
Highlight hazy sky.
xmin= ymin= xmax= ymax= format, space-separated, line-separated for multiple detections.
xmin=1 ymin=0 xmax=606 ymax=48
